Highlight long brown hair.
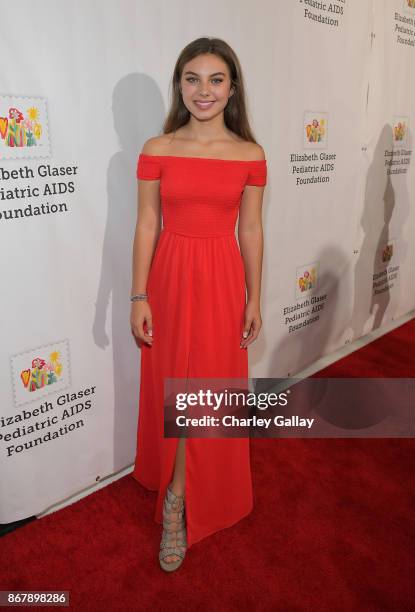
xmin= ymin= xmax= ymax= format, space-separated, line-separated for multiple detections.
xmin=163 ymin=37 xmax=258 ymax=143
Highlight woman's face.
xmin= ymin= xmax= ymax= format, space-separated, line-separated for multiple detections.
xmin=180 ymin=53 xmax=234 ymax=119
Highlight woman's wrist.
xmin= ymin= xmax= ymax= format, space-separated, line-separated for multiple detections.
xmin=246 ymin=296 xmax=260 ymax=308
xmin=131 ymin=292 xmax=148 ymax=302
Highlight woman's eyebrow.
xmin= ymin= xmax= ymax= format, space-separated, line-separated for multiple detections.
xmin=183 ymin=71 xmax=226 ymax=77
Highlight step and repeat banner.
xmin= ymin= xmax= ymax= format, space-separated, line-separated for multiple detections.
xmin=1 ymin=0 xmax=414 ymax=522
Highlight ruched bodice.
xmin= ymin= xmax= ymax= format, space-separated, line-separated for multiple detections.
xmin=136 ymin=154 xmax=267 ymax=237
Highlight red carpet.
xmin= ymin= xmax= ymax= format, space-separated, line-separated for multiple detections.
xmin=1 ymin=317 xmax=415 ymax=611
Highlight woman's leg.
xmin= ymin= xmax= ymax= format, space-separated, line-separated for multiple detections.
xmin=170 ymin=437 xmax=186 ymax=495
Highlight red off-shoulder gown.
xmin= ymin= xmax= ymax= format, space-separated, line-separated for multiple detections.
xmin=132 ymin=153 xmax=267 ymax=549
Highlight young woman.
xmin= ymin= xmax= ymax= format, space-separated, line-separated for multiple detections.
xmin=130 ymin=37 xmax=267 ymax=572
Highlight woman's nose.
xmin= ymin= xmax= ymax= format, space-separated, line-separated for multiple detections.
xmin=198 ymin=84 xmax=211 ymax=95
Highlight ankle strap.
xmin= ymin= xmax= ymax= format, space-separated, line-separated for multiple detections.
xmin=166 ymin=485 xmax=185 ymax=505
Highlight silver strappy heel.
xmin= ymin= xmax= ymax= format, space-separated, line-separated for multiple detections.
xmin=159 ymin=484 xmax=187 ymax=572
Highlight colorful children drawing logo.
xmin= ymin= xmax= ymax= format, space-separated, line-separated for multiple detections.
xmin=298 ymin=268 xmax=317 ymax=292
xmin=393 ymin=121 xmax=407 ymax=141
xmin=305 ymin=118 xmax=325 ymax=143
xmin=20 ymin=351 xmax=63 ymax=392
xmin=0 ymin=106 xmax=42 ymax=148
xmin=382 ymin=244 xmax=394 ymax=263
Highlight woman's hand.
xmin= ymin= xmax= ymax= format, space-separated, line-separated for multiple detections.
xmin=131 ymin=300 xmax=153 ymax=347
xmin=240 ymin=300 xmax=262 ymax=349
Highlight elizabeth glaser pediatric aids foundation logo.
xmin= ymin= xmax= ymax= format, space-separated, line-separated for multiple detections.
xmin=0 ymin=96 xmax=50 ymax=159
xmin=304 ymin=112 xmax=327 ymax=149
xmin=20 ymin=351 xmax=63 ymax=393
xmin=11 ymin=339 xmax=71 ymax=407
xmin=393 ymin=117 xmax=408 ymax=144
xmin=296 ymin=262 xmax=319 ymax=300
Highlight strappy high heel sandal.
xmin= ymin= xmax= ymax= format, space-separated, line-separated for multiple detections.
xmin=159 ymin=484 xmax=187 ymax=572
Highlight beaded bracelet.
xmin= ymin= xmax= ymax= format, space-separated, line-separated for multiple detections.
xmin=131 ymin=293 xmax=148 ymax=301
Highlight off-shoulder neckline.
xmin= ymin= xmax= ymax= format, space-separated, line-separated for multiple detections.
xmin=139 ymin=153 xmax=266 ymax=163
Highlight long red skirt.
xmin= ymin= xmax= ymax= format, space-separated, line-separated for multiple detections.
xmin=132 ymin=229 xmax=253 ymax=549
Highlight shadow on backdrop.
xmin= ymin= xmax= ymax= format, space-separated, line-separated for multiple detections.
xmin=349 ymin=122 xmax=411 ymax=339
xmin=93 ymin=73 xmax=165 ymax=472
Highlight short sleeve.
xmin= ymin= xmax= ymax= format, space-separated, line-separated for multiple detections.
xmin=246 ymin=159 xmax=267 ymax=186
xmin=136 ymin=153 xmax=161 ymax=180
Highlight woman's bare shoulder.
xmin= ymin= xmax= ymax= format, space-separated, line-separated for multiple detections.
xmin=226 ymin=131 xmax=265 ymax=160
xmin=140 ymin=135 xmax=174 ymax=156
xmin=238 ymin=141 xmax=265 ymax=161
xmin=141 ymin=133 xmax=265 ymax=161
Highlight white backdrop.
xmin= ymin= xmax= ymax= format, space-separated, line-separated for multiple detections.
xmin=0 ymin=0 xmax=414 ymax=522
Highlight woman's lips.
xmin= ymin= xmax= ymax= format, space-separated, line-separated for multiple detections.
xmin=194 ymin=101 xmax=215 ymax=110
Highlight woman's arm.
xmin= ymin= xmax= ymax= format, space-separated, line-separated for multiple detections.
xmin=131 ymin=140 xmax=162 ymax=346
xmin=131 ymin=137 xmax=163 ymax=294
xmin=238 ymin=194 xmax=264 ymax=307
xmin=131 ymin=178 xmax=161 ymax=295
xmin=237 ymin=147 xmax=266 ymax=347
